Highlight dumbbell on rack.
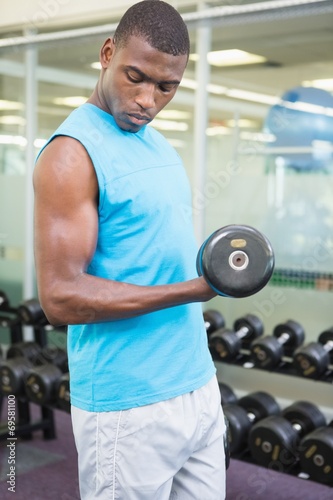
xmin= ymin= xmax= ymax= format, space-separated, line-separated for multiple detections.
xmin=250 ymin=320 xmax=305 ymax=370
xmin=299 ymin=420 xmax=333 ymax=485
xmin=209 ymin=314 xmax=263 ymax=362
xmin=224 ymin=391 xmax=280 ymax=455
xmin=293 ymin=328 xmax=333 ymax=379
xmin=203 ymin=310 xmax=225 ymax=337
xmin=24 ymin=346 xmax=68 ymax=406
xmin=218 ymin=382 xmax=238 ymax=407
xmin=57 ymin=372 xmax=70 ymax=413
xmin=248 ymin=401 xmax=326 ymax=471
xmin=0 ymin=341 xmax=43 ymax=396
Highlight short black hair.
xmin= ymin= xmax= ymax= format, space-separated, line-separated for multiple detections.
xmin=113 ymin=0 xmax=190 ymax=57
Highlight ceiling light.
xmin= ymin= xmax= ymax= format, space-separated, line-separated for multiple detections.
xmin=0 ymin=116 xmax=26 ymax=126
xmin=149 ymin=119 xmax=188 ymax=132
xmin=226 ymin=118 xmax=258 ymax=128
xmin=206 ymin=126 xmax=230 ymax=136
xmin=90 ymin=61 xmax=102 ymax=70
xmin=158 ymin=110 xmax=191 ymax=120
xmin=302 ymin=79 xmax=333 ymax=92
xmin=53 ymin=96 xmax=88 ymax=107
xmin=0 ymin=100 xmax=24 ymax=111
xmin=226 ymin=89 xmax=278 ymax=105
xmin=190 ymin=49 xmax=267 ymax=67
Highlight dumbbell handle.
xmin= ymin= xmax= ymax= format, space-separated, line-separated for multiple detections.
xmin=276 ymin=332 xmax=291 ymax=346
xmin=235 ymin=326 xmax=250 ymax=340
xmin=323 ymin=340 xmax=333 ymax=353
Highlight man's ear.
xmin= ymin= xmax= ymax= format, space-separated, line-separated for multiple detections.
xmin=99 ymin=38 xmax=115 ymax=69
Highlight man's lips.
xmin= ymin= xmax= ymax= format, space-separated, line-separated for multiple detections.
xmin=128 ymin=113 xmax=151 ymax=123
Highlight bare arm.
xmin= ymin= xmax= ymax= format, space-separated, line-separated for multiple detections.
xmin=33 ymin=136 xmax=216 ymax=326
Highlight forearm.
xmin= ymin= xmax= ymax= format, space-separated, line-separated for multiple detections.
xmin=39 ymin=273 xmax=216 ymax=326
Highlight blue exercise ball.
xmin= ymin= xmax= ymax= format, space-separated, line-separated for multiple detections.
xmin=264 ymin=86 xmax=333 ymax=171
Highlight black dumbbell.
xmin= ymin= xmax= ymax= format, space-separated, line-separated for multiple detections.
xmin=18 ymin=298 xmax=48 ymax=326
xmin=224 ymin=391 xmax=280 ymax=455
xmin=0 ymin=290 xmax=10 ymax=311
xmin=196 ymin=224 xmax=275 ymax=298
xmin=24 ymin=346 xmax=68 ymax=405
xmin=250 ymin=320 xmax=305 ymax=370
xmin=209 ymin=314 xmax=263 ymax=361
xmin=293 ymin=328 xmax=333 ymax=379
xmin=57 ymin=372 xmax=70 ymax=413
xmin=299 ymin=420 xmax=333 ymax=485
xmin=219 ymin=382 xmax=238 ymax=406
xmin=248 ymin=401 xmax=326 ymax=471
xmin=0 ymin=342 xmax=43 ymax=396
xmin=203 ymin=309 xmax=225 ymax=337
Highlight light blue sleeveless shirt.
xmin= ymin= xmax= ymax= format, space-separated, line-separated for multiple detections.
xmin=42 ymin=103 xmax=215 ymax=411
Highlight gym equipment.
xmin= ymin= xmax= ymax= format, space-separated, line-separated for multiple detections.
xmin=248 ymin=401 xmax=326 ymax=470
xmin=299 ymin=420 xmax=333 ymax=485
xmin=209 ymin=314 xmax=263 ymax=361
xmin=224 ymin=391 xmax=280 ymax=455
xmin=250 ymin=320 xmax=305 ymax=370
xmin=0 ymin=290 xmax=10 ymax=310
xmin=196 ymin=224 xmax=274 ymax=298
xmin=57 ymin=372 xmax=70 ymax=413
xmin=293 ymin=328 xmax=333 ymax=379
xmin=18 ymin=297 xmax=48 ymax=326
xmin=203 ymin=309 xmax=225 ymax=337
xmin=0 ymin=342 xmax=43 ymax=395
xmin=24 ymin=347 xmax=68 ymax=405
xmin=219 ymin=382 xmax=237 ymax=406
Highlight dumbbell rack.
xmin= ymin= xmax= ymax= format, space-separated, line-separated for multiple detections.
xmin=208 ymin=314 xmax=333 ymax=487
xmin=0 ymin=309 xmax=56 ymax=441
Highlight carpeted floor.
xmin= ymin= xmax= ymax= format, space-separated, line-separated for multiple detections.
xmin=0 ymin=399 xmax=332 ymax=500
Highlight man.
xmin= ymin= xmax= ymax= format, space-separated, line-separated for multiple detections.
xmin=33 ymin=1 xmax=226 ymax=498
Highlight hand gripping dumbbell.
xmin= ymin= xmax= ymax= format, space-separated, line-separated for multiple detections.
xmin=197 ymin=224 xmax=275 ymax=298
xmin=203 ymin=309 xmax=225 ymax=337
xmin=24 ymin=346 xmax=68 ymax=405
xmin=0 ymin=341 xmax=43 ymax=396
xmin=293 ymin=328 xmax=333 ymax=379
xmin=250 ymin=320 xmax=305 ymax=370
xmin=299 ymin=420 xmax=333 ymax=485
xmin=248 ymin=401 xmax=326 ymax=471
xmin=209 ymin=314 xmax=263 ymax=361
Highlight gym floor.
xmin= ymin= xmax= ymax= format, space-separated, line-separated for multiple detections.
xmin=0 ymin=401 xmax=332 ymax=500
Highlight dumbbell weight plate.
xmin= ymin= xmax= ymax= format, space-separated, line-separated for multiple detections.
xmin=0 ymin=291 xmax=9 ymax=310
xmin=203 ymin=310 xmax=225 ymax=336
xmin=293 ymin=343 xmax=329 ymax=378
xmin=57 ymin=372 xmax=71 ymax=413
xmin=18 ymin=298 xmax=48 ymax=326
xmin=0 ymin=357 xmax=32 ymax=395
xmin=224 ymin=404 xmax=252 ymax=454
xmin=209 ymin=328 xmax=241 ymax=361
xmin=248 ymin=415 xmax=298 ymax=469
xmin=25 ymin=364 xmax=63 ymax=404
xmin=273 ymin=320 xmax=305 ymax=357
xmin=282 ymin=401 xmax=326 ymax=432
xmin=196 ymin=225 xmax=274 ymax=298
xmin=219 ymin=382 xmax=237 ymax=405
xmin=299 ymin=426 xmax=333 ymax=484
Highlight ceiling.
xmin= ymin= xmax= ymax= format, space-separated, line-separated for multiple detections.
xmin=0 ymin=0 xmax=333 ymax=137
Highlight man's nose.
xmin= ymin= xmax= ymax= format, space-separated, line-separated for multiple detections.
xmin=136 ymin=83 xmax=156 ymax=110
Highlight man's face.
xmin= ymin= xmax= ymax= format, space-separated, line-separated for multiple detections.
xmin=98 ymin=35 xmax=188 ymax=132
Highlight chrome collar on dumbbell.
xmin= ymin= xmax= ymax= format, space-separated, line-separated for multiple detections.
xmin=196 ymin=224 xmax=275 ymax=298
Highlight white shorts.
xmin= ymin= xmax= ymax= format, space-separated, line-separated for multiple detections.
xmin=71 ymin=375 xmax=226 ymax=500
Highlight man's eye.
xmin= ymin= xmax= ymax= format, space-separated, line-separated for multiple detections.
xmin=159 ymin=84 xmax=175 ymax=93
xmin=127 ymin=73 xmax=141 ymax=83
